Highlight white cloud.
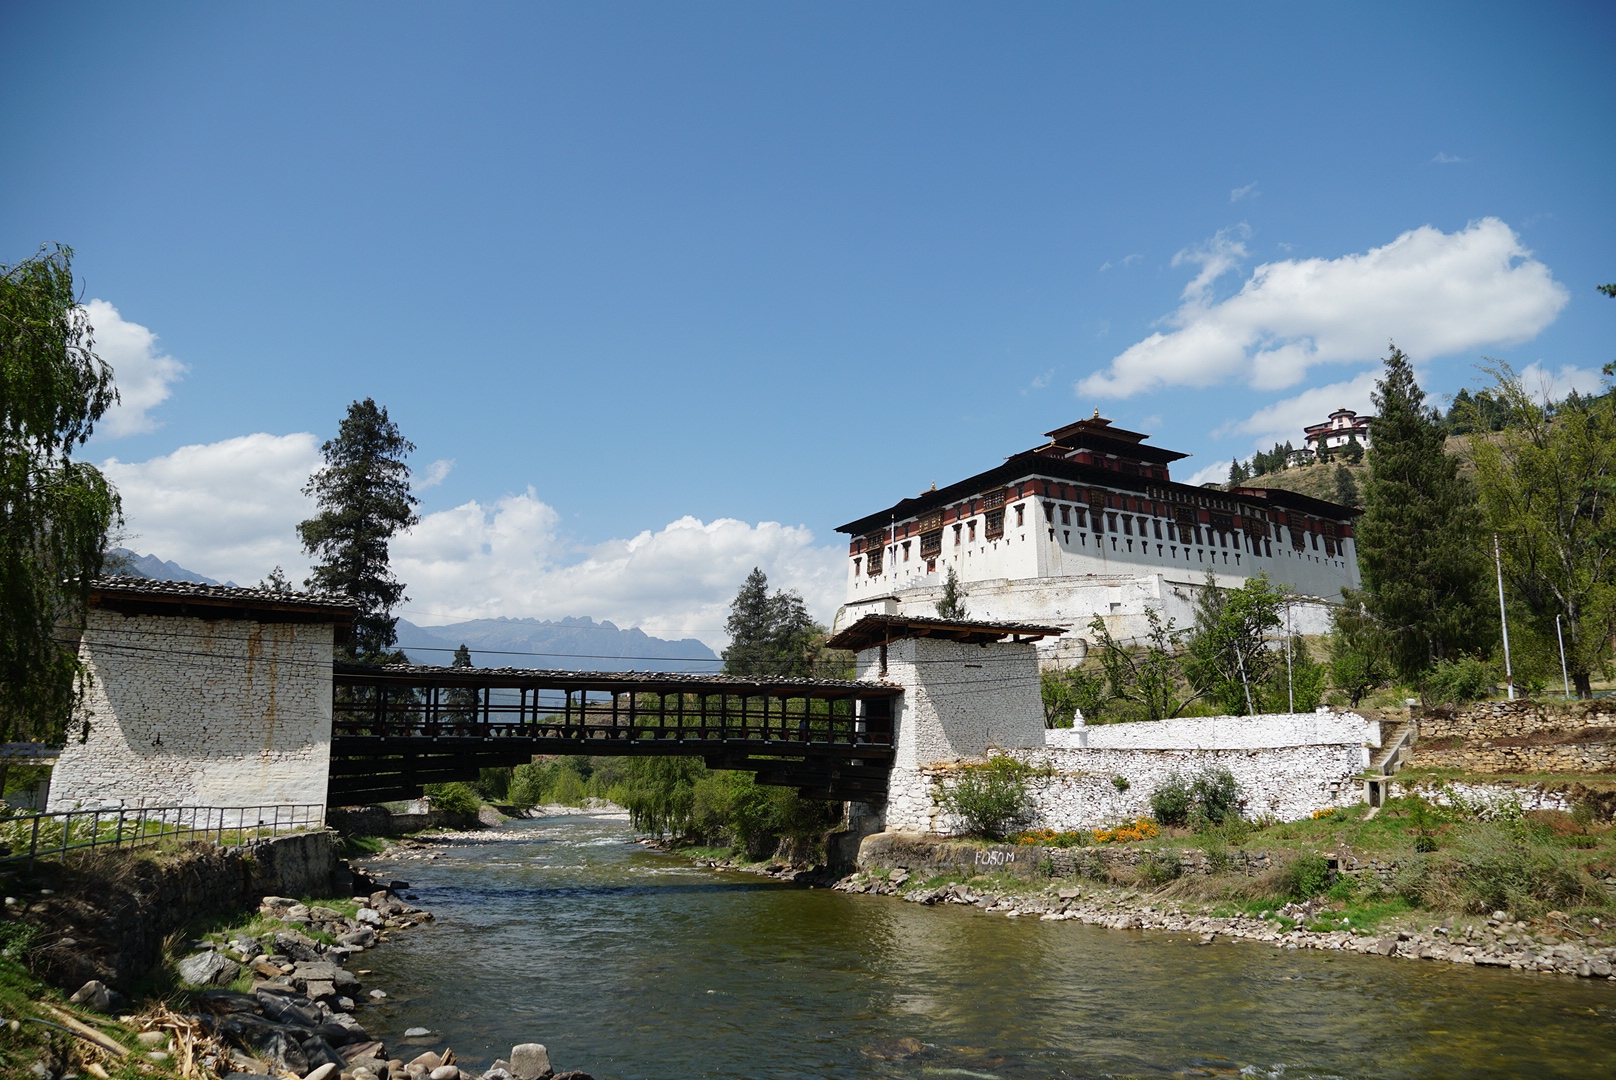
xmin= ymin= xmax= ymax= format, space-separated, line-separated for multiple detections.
xmin=395 ymin=498 xmax=844 ymax=645
xmin=1515 ymin=362 xmax=1607 ymax=404
xmin=1077 ymin=218 xmax=1569 ymax=399
xmin=1182 ymin=459 xmax=1236 ymax=487
xmin=1022 ymin=369 xmax=1054 ymax=394
xmin=1230 ymin=181 xmax=1260 ymax=202
xmin=1431 ymin=152 xmax=1468 ymax=164
xmin=1219 ymin=369 xmax=1381 ymax=450
xmin=101 ymin=433 xmax=321 ymax=584
xmin=1099 ymin=253 xmax=1142 ymax=272
xmin=414 ymin=459 xmax=454 ymax=489
xmin=85 ymin=300 xmax=187 ymax=438
xmin=103 ymin=434 xmax=843 ymax=647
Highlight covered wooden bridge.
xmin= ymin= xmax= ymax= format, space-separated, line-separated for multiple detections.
xmin=327 ymin=663 xmax=900 ymax=805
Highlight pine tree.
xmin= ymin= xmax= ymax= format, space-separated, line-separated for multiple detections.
xmin=936 ymin=566 xmax=968 ymax=619
xmin=298 ymin=398 xmax=419 ymax=662
xmin=1333 ymin=464 xmax=1360 ymax=507
xmin=1353 ymin=345 xmax=1492 ymax=678
xmin=722 ymin=568 xmax=821 ymax=677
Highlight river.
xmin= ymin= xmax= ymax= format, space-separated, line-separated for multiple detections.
xmin=353 ymin=811 xmax=1616 ymax=1079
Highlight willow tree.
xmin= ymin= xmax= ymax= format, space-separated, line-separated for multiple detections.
xmin=298 ymin=398 xmax=418 ymax=661
xmin=1467 ymin=363 xmax=1616 ymax=697
xmin=0 ymin=245 xmax=122 ymax=753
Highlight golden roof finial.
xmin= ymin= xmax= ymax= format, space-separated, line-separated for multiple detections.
xmin=1092 ymin=408 xmax=1101 ymax=419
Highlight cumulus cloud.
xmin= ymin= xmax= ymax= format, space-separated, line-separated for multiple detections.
xmin=1077 ymin=218 xmax=1569 ymax=399
xmin=395 ymin=498 xmax=844 ymax=644
xmin=103 ymin=434 xmax=843 ymax=647
xmin=101 ymin=433 xmax=322 ymax=584
xmin=85 ymin=300 xmax=187 ymax=437
xmin=1219 ymin=369 xmax=1381 ymax=450
xmin=1515 ymin=362 xmax=1607 ymax=404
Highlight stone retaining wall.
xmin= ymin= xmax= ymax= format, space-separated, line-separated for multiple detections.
xmin=1408 ymin=700 xmax=1616 ymax=775
xmin=24 ymin=829 xmax=342 ymax=994
xmin=1417 ymin=700 xmax=1616 ymax=741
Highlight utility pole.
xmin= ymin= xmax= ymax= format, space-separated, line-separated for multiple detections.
xmin=1556 ymin=614 xmax=1570 ymax=699
xmin=1493 ymin=534 xmax=1514 ymax=701
xmin=1284 ymin=598 xmax=1294 ymax=713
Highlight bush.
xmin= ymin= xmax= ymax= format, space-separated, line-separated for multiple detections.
xmin=936 ymin=756 xmax=1039 ymax=840
xmin=1111 ymin=774 xmax=1130 ymax=793
xmin=1149 ymin=768 xmax=1243 ymax=827
xmin=1189 ymin=768 xmax=1241 ymax=826
xmin=424 ymin=782 xmax=479 ymax=815
xmin=1420 ymin=656 xmax=1496 ymax=707
xmin=1282 ymin=853 xmax=1333 ymax=900
xmin=1137 ymin=848 xmax=1183 ymax=887
xmin=1150 ymin=773 xmax=1193 ymax=827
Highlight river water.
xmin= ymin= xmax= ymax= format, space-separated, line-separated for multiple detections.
xmin=354 ymin=812 xmax=1616 ymax=1079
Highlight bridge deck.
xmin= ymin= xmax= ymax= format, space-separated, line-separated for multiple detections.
xmin=329 ymin=664 xmax=898 ymax=805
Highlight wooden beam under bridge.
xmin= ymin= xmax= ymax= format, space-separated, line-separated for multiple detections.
xmin=328 ymin=663 xmax=898 ymax=805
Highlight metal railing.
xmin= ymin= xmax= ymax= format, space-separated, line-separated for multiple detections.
xmin=0 ymin=803 xmax=325 ymax=869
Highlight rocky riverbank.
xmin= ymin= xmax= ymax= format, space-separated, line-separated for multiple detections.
xmin=833 ymin=868 xmax=1616 ymax=982
xmin=172 ymin=884 xmax=598 ymax=1080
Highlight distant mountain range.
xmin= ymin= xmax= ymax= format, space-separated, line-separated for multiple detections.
xmin=106 ymin=548 xmax=236 ymax=586
xmin=395 ymin=616 xmax=719 ymax=673
xmin=105 ymin=550 xmax=719 ymax=673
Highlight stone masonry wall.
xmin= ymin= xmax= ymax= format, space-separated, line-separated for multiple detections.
xmin=49 ymin=610 xmax=335 ymax=811
xmin=1409 ymin=700 xmax=1616 ymax=775
xmin=884 ymin=710 xmax=1369 ymax=834
xmin=27 ymin=829 xmax=339 ymax=993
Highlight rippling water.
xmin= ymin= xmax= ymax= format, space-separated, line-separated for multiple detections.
xmin=352 ymin=813 xmax=1616 ymax=1079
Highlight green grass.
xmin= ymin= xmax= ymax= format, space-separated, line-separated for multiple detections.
xmin=338 ymin=834 xmax=388 ymax=858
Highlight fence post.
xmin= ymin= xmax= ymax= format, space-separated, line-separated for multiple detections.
xmin=115 ymin=805 xmax=125 ymax=849
xmin=27 ymin=813 xmax=42 ymax=873
xmin=91 ymin=809 xmax=100 ymax=853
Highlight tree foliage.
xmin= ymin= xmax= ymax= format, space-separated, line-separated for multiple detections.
xmin=934 ymin=756 xmax=1039 ymax=840
xmin=1041 ymin=665 xmax=1105 ymax=728
xmin=1 ymin=245 xmax=123 ymax=750
xmin=935 ymin=565 xmax=968 ymax=619
xmin=722 ymin=567 xmax=830 ymax=677
xmin=1085 ymin=609 xmax=1196 ymax=721
xmin=1466 ymin=362 xmax=1616 ymax=697
xmin=298 ymin=398 xmax=419 ymax=661
xmin=1185 ymin=572 xmax=1285 ymax=715
xmin=1353 ymin=345 xmax=1492 ymax=679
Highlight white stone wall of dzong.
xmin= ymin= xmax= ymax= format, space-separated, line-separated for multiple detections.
xmin=839 ymin=569 xmax=1340 ymax=653
xmin=882 ymin=710 xmax=1371 ymax=835
xmin=1389 ymin=779 xmax=1573 ymax=816
xmin=857 ymin=636 xmax=1046 ymax=776
xmin=47 ymin=611 xmax=334 ymax=811
xmin=1048 ymin=709 xmax=1377 ymax=757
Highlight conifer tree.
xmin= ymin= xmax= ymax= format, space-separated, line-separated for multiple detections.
xmin=1333 ymin=464 xmax=1360 ymax=508
xmin=298 ymin=398 xmax=419 ymax=661
xmin=936 ymin=566 xmax=968 ymax=619
xmin=722 ymin=567 xmax=820 ymax=677
xmin=1352 ymin=345 xmax=1491 ymax=678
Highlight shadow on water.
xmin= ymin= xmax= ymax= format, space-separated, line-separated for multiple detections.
xmin=354 ymin=815 xmax=1616 ymax=1080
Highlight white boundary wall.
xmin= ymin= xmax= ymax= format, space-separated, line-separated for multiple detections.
xmin=881 ymin=705 xmax=1375 ymax=834
xmin=48 ymin=610 xmax=335 ymax=810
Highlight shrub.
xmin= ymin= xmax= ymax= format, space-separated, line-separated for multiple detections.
xmin=1149 ymin=767 xmax=1244 ymax=827
xmin=424 ymin=782 xmax=479 ymax=815
xmin=936 ymin=756 xmax=1039 ymax=840
xmin=1111 ymin=774 xmax=1131 ymax=793
xmin=1282 ymin=853 xmax=1333 ymax=900
xmin=1150 ymin=773 xmax=1193 ymax=827
xmin=1189 ymin=768 xmax=1242 ymax=826
xmin=1093 ymin=817 xmax=1159 ymax=843
xmin=1414 ymin=835 xmax=1439 ymax=853
xmin=1420 ymin=656 xmax=1496 ymax=707
xmin=1136 ymin=848 xmax=1182 ymax=886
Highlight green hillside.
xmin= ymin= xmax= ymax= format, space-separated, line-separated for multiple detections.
xmin=1229 ymin=460 xmax=1367 ymax=507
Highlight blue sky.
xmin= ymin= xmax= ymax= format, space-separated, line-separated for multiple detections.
xmin=3 ymin=2 xmax=1612 ymax=643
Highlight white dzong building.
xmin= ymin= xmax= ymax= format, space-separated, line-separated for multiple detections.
xmin=832 ymin=415 xmax=1362 ymax=661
